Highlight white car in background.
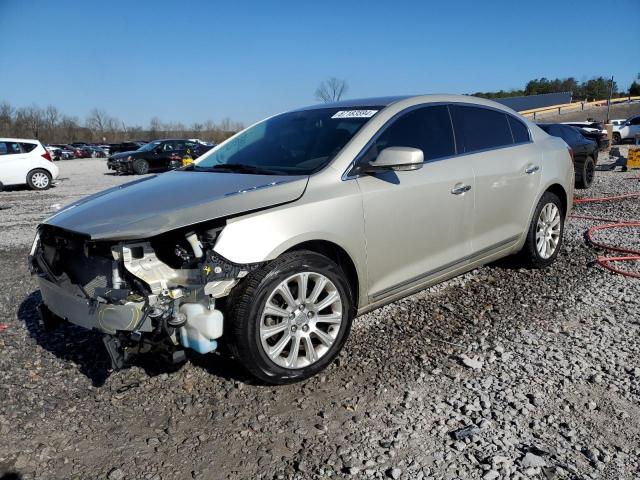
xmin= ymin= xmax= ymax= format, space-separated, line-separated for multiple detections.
xmin=610 ymin=119 xmax=626 ymax=127
xmin=0 ymin=138 xmax=59 ymax=190
xmin=612 ymin=115 xmax=640 ymax=144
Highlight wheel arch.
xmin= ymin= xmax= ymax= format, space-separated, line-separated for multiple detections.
xmin=545 ymin=182 xmax=568 ymax=216
xmin=284 ymin=239 xmax=359 ymax=314
xmin=26 ymin=167 xmax=52 ymax=186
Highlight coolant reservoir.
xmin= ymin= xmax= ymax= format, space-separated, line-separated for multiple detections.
xmin=178 ymin=302 xmax=223 ymax=354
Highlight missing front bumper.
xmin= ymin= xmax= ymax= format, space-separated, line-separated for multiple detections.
xmin=37 ymin=276 xmax=151 ymax=334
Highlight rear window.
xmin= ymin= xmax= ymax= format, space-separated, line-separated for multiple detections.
xmin=451 ymin=105 xmax=513 ymax=153
xmin=507 ymin=116 xmax=530 ymax=144
xmin=19 ymin=142 xmax=37 ymax=153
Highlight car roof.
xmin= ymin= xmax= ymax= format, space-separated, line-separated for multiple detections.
xmin=294 ymin=94 xmax=520 ymax=113
xmin=0 ymin=137 xmax=40 ymax=143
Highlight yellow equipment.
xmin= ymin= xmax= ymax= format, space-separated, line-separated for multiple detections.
xmin=628 ymin=148 xmax=640 ymax=169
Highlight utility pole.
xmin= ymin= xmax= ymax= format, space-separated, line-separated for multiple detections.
xmin=606 ymin=75 xmax=614 ymax=123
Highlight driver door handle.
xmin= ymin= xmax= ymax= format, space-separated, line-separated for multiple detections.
xmin=451 ymin=184 xmax=471 ymax=195
xmin=525 ymin=165 xmax=540 ymax=174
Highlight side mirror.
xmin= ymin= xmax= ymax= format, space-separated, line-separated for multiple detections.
xmin=363 ymin=146 xmax=424 ymax=173
xmin=625 ymin=121 xmax=631 ymax=126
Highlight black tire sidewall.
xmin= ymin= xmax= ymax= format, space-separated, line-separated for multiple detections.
xmin=583 ymin=157 xmax=595 ymax=187
xmin=133 ymin=159 xmax=149 ymax=175
xmin=575 ymin=157 xmax=594 ymax=189
xmin=236 ymin=252 xmax=353 ymax=383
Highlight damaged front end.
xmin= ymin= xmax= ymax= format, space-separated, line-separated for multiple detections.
xmin=29 ymin=223 xmax=259 ymax=369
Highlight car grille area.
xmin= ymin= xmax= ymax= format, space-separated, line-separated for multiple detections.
xmin=37 ymin=226 xmax=115 ymax=298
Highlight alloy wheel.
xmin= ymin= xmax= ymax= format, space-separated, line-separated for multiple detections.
xmin=535 ymin=203 xmax=561 ymax=259
xmin=259 ymin=272 xmax=343 ymax=369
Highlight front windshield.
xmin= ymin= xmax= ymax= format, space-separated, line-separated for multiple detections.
xmin=195 ymin=107 xmax=381 ymax=175
xmin=137 ymin=141 xmax=161 ymax=152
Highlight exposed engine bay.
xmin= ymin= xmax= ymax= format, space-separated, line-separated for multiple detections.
xmin=29 ymin=223 xmax=260 ymax=368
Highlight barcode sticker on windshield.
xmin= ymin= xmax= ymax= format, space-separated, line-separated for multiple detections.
xmin=331 ymin=110 xmax=378 ymax=119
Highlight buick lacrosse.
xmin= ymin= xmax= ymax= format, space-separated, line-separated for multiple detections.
xmin=30 ymin=95 xmax=574 ymax=383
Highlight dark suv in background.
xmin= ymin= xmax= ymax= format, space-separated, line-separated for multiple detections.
xmin=538 ymin=123 xmax=598 ymax=189
xmin=107 ymin=139 xmax=214 ymax=174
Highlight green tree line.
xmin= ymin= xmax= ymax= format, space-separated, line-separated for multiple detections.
xmin=472 ymin=76 xmax=638 ymax=101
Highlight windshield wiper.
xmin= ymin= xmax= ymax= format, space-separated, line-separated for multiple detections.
xmin=194 ymin=163 xmax=287 ymax=175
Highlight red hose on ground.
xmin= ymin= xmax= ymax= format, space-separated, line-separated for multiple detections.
xmin=570 ymin=192 xmax=640 ymax=278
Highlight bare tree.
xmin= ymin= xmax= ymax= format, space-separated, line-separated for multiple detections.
xmin=0 ymin=102 xmax=14 ymax=135
xmin=14 ymin=105 xmax=44 ymax=138
xmin=0 ymin=100 xmax=244 ymax=144
xmin=315 ymin=77 xmax=349 ymax=103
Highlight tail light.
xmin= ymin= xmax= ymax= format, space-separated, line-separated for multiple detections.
xmin=41 ymin=151 xmax=52 ymax=162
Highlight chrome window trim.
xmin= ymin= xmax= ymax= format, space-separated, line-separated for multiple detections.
xmin=342 ymin=101 xmax=533 ymax=180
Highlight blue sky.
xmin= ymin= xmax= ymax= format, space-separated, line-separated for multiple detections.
xmin=1 ymin=0 xmax=638 ymax=126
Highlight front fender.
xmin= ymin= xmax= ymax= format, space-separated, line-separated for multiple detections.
xmin=213 ymin=178 xmax=369 ymax=307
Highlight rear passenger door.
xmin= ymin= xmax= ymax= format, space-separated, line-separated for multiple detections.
xmin=356 ymin=105 xmax=475 ymax=301
xmin=0 ymin=141 xmax=28 ymax=185
xmin=450 ymin=105 xmax=540 ymax=256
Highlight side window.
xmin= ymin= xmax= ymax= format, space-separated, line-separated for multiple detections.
xmin=3 ymin=142 xmax=22 ymax=154
xmin=162 ymin=141 xmax=175 ymax=151
xmin=368 ymin=105 xmax=455 ymax=162
xmin=630 ymin=116 xmax=640 ymax=126
xmin=0 ymin=143 xmax=7 ymax=155
xmin=507 ymin=116 xmax=530 ymax=144
xmin=451 ymin=105 xmax=513 ymax=153
xmin=20 ymin=142 xmax=37 ymax=153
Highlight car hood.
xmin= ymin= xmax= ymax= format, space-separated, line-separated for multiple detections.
xmin=110 ymin=150 xmax=139 ymax=160
xmin=44 ymin=171 xmax=309 ymax=240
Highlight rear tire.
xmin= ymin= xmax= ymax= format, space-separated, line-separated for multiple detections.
xmin=575 ymin=156 xmax=595 ymax=189
xmin=225 ymin=250 xmax=354 ymax=384
xmin=612 ymin=132 xmax=621 ymax=144
xmin=26 ymin=169 xmax=52 ymax=190
xmin=519 ymin=191 xmax=564 ymax=269
xmin=132 ymin=158 xmax=150 ymax=175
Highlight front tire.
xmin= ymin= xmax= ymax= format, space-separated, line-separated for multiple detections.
xmin=575 ymin=156 xmax=595 ymax=189
xmin=519 ymin=191 xmax=564 ymax=268
xmin=132 ymin=158 xmax=150 ymax=175
xmin=226 ymin=250 xmax=354 ymax=384
xmin=27 ymin=169 xmax=52 ymax=190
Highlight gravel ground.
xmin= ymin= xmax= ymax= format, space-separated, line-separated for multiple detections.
xmin=0 ymin=159 xmax=152 ymax=249
xmin=0 ymin=154 xmax=639 ymax=480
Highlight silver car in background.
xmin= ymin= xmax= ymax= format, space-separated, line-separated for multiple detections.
xmin=30 ymin=94 xmax=574 ymax=383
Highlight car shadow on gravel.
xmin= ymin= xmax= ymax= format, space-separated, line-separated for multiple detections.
xmin=0 ymin=473 xmax=23 ymax=480
xmin=18 ymin=290 xmax=253 ymax=387
xmin=18 ymin=291 xmax=113 ymax=386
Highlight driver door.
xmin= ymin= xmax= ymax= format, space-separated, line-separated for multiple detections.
xmin=355 ymin=105 xmax=475 ymax=302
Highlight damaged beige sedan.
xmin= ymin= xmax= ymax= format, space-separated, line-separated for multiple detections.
xmin=29 ymin=95 xmax=574 ymax=383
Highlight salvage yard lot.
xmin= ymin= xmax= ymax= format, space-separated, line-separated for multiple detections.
xmin=0 ymin=156 xmax=639 ymax=479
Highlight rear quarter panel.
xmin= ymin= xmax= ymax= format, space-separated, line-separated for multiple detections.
xmin=526 ymin=133 xmax=574 ymax=230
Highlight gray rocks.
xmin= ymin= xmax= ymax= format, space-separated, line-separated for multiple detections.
xmin=521 ymin=452 xmax=546 ymax=468
xmin=387 ymin=467 xmax=402 ymax=479
xmin=458 ymin=354 xmax=484 ymax=370
xmin=107 ymin=468 xmax=124 ymax=480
